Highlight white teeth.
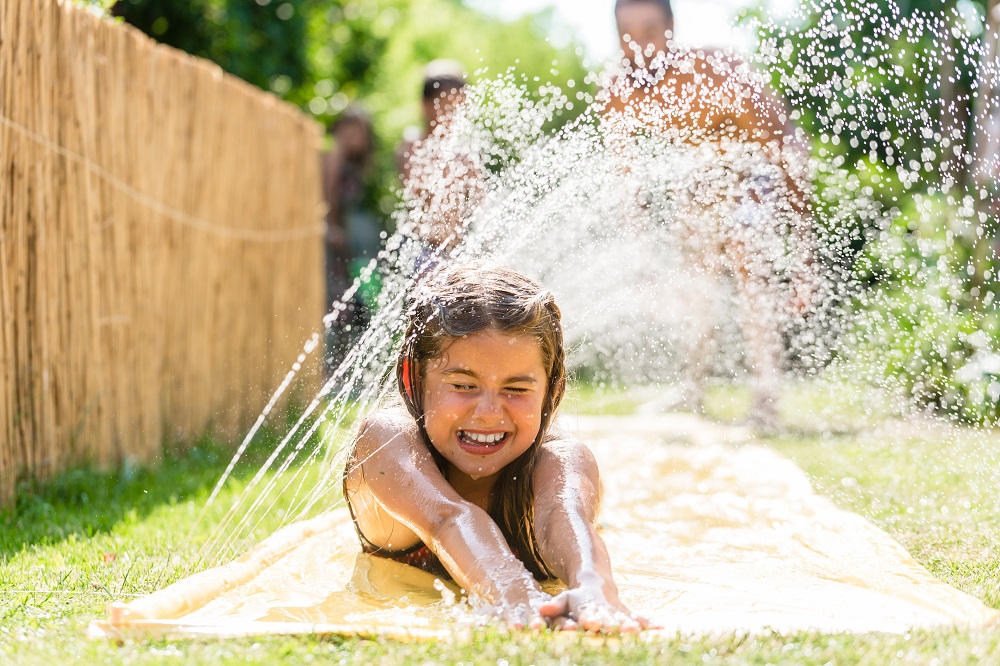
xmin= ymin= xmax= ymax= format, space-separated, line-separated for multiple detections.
xmin=463 ymin=431 xmax=504 ymax=444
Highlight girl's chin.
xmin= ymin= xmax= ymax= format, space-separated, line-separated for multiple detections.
xmin=447 ymin=461 xmax=504 ymax=482
xmin=446 ymin=449 xmax=509 ymax=479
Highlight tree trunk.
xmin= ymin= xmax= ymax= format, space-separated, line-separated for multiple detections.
xmin=968 ymin=0 xmax=1000 ymax=308
xmin=940 ymin=0 xmax=969 ymax=191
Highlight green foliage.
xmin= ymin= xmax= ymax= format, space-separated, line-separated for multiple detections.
xmin=747 ymin=0 xmax=988 ymax=201
xmin=738 ymin=0 xmax=1000 ymax=425
xmin=113 ymin=0 xmax=592 ymax=218
xmin=112 ymin=0 xmax=310 ymax=90
xmin=295 ymin=0 xmax=592 ymax=217
xmin=73 ymin=0 xmax=117 ymax=11
xmin=741 ymin=0 xmax=995 ymax=260
xmin=851 ymin=192 xmax=1000 ymax=423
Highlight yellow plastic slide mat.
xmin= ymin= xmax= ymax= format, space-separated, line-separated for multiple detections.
xmin=90 ymin=415 xmax=997 ymax=641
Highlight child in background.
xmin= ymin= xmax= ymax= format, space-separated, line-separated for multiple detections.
xmin=323 ymin=106 xmax=376 ymax=308
xmin=323 ymin=106 xmax=381 ymax=366
xmin=397 ymin=61 xmax=484 ymax=270
xmin=342 ymin=263 xmax=645 ymax=632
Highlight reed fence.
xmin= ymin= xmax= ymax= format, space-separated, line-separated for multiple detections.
xmin=0 ymin=0 xmax=326 ymax=505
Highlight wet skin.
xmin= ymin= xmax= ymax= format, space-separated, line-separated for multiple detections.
xmin=399 ymin=89 xmax=482 ymax=250
xmin=343 ymin=329 xmax=646 ymax=631
xmin=607 ymin=2 xmax=817 ymax=414
xmin=421 ymin=328 xmax=546 ymax=489
xmin=610 ymin=3 xmax=808 ymax=209
xmin=613 ymin=3 xmax=785 ymax=142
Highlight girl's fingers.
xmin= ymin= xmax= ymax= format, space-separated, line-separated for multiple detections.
xmin=553 ymin=616 xmax=578 ymax=631
xmin=528 ymin=615 xmax=547 ymax=631
xmin=537 ymin=591 xmax=651 ymax=634
xmin=575 ymin=604 xmax=647 ymax=634
xmin=618 ymin=615 xmax=642 ymax=633
xmin=575 ymin=603 xmax=613 ymax=632
xmin=500 ymin=603 xmax=547 ymax=631
xmin=537 ymin=592 xmax=570 ymax=618
xmin=504 ymin=615 xmax=525 ymax=630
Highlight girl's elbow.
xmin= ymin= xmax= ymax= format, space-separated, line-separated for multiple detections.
xmin=425 ymin=500 xmax=476 ymax=546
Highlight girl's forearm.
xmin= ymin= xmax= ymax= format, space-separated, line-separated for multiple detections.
xmin=532 ymin=442 xmax=624 ymax=603
xmin=538 ymin=505 xmax=621 ymax=600
xmin=429 ymin=502 xmax=545 ymax=607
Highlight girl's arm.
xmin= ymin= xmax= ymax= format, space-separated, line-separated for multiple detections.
xmin=532 ymin=439 xmax=647 ymax=632
xmin=346 ymin=409 xmax=549 ymax=627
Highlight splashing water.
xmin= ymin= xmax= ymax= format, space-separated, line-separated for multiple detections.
xmin=192 ymin=0 xmax=1000 ymax=577
xmin=747 ymin=0 xmax=1000 ymax=422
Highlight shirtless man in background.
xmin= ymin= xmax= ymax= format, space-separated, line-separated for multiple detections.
xmin=606 ymin=0 xmax=815 ymax=427
xmin=397 ymin=60 xmax=484 ymax=265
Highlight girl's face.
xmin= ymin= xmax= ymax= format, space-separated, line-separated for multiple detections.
xmin=421 ymin=328 xmax=548 ymax=483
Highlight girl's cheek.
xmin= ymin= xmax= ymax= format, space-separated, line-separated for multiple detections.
xmin=509 ymin=394 xmax=545 ymax=415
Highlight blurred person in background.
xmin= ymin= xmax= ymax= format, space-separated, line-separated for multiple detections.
xmin=605 ymin=0 xmax=816 ymax=428
xmin=397 ymin=60 xmax=484 ymax=270
xmin=323 ymin=105 xmax=381 ymax=366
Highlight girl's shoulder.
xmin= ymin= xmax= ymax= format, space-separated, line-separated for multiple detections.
xmin=347 ymin=406 xmax=443 ymax=496
xmin=536 ymin=436 xmax=600 ymax=479
xmin=352 ymin=406 xmax=420 ymax=454
xmin=358 ymin=404 xmax=414 ymax=429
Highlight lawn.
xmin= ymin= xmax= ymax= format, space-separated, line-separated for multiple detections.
xmin=2 ymin=385 xmax=999 ymax=665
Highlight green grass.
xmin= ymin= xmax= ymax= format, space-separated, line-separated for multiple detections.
xmin=771 ymin=427 xmax=1000 ymax=610
xmin=561 ymin=381 xmax=645 ymax=416
xmin=2 ymin=390 xmax=1000 ymax=664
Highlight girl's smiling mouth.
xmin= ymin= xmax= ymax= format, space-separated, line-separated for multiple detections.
xmin=457 ymin=429 xmax=511 ymax=454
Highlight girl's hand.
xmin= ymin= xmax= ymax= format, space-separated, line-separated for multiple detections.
xmin=537 ymin=584 xmax=648 ymax=633
xmin=491 ymin=589 xmax=551 ymax=631
xmin=497 ymin=601 xmax=547 ymax=631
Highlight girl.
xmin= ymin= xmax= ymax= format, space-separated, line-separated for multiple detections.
xmin=343 ymin=262 xmax=645 ymax=632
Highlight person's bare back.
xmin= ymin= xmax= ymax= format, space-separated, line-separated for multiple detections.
xmin=604 ymin=48 xmax=790 ymax=148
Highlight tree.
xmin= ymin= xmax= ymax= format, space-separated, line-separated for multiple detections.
xmin=112 ymin=0 xmax=311 ymax=91
xmin=745 ymin=1 xmax=996 ymax=268
xmin=749 ymin=0 xmax=988 ymax=192
xmin=112 ymin=0 xmax=592 ymax=217
xmin=968 ymin=0 xmax=1000 ymax=306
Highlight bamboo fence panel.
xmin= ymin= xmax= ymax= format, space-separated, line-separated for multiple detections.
xmin=0 ymin=0 xmax=326 ymax=505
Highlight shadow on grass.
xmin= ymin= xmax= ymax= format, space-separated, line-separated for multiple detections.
xmin=0 ymin=419 xmax=320 ymax=558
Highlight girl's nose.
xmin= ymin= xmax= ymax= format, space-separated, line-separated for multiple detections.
xmin=473 ymin=393 xmax=502 ymax=419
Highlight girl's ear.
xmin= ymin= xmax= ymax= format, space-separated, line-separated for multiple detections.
xmin=401 ymin=357 xmax=416 ymax=402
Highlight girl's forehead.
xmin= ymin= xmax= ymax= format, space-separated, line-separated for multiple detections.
xmin=442 ymin=326 xmax=538 ymax=345
xmin=429 ymin=329 xmax=545 ymax=368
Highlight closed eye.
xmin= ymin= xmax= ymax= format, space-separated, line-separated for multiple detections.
xmin=503 ymin=387 xmax=531 ymax=395
xmin=450 ymin=383 xmax=476 ymax=391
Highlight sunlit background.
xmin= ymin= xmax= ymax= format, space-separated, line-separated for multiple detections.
xmin=471 ymin=0 xmax=800 ymax=60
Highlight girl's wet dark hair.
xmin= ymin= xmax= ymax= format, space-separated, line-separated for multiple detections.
xmin=614 ymin=0 xmax=673 ymax=21
xmin=397 ymin=262 xmax=566 ymax=579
